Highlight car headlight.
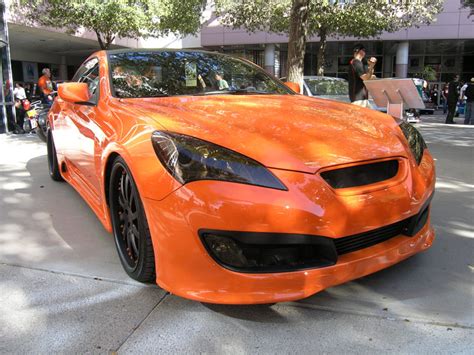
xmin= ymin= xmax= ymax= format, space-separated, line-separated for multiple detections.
xmin=398 ymin=122 xmax=427 ymax=165
xmin=151 ymin=131 xmax=287 ymax=190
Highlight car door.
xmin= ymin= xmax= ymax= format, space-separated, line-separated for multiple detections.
xmin=67 ymin=58 xmax=103 ymax=202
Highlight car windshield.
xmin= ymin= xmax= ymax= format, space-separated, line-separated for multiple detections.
xmin=304 ymin=78 xmax=348 ymax=96
xmin=108 ymin=51 xmax=291 ymax=98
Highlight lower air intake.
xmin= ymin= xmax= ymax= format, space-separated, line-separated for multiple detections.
xmin=199 ymin=230 xmax=337 ymax=273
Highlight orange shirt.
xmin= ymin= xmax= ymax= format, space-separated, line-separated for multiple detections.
xmin=38 ymin=75 xmax=53 ymax=95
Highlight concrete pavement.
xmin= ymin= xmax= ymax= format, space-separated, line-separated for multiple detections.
xmin=0 ymin=118 xmax=473 ymax=353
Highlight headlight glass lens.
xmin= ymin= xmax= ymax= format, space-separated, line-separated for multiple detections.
xmin=399 ymin=122 xmax=427 ymax=165
xmin=151 ymin=131 xmax=287 ymax=190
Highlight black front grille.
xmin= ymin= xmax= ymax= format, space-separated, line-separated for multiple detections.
xmin=334 ymin=197 xmax=432 ymax=256
xmin=334 ymin=218 xmax=410 ymax=255
xmin=199 ymin=196 xmax=433 ymax=272
xmin=321 ymin=160 xmax=399 ymax=189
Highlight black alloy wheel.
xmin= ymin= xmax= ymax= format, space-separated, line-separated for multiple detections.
xmin=109 ymin=157 xmax=155 ymax=282
xmin=47 ymin=130 xmax=63 ymax=181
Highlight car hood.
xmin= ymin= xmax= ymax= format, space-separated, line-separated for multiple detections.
xmin=123 ymin=94 xmax=407 ymax=173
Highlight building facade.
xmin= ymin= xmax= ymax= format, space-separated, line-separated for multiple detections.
xmin=200 ymin=0 xmax=473 ymax=86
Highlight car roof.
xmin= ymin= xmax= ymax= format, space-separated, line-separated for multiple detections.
xmin=106 ymin=48 xmax=222 ymax=55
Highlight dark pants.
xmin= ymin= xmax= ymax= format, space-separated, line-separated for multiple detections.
xmin=464 ymin=101 xmax=473 ymax=125
xmin=446 ymin=101 xmax=457 ymax=123
xmin=15 ymin=107 xmax=25 ymax=131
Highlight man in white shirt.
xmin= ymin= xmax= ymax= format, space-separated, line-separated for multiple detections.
xmin=13 ymin=83 xmax=27 ymax=101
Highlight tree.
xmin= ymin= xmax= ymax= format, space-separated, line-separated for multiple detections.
xmin=461 ymin=0 xmax=474 ymax=17
xmin=415 ymin=66 xmax=437 ymax=82
xmin=14 ymin=0 xmax=206 ymax=50
xmin=287 ymin=0 xmax=310 ymax=84
xmin=215 ymin=0 xmax=443 ymax=84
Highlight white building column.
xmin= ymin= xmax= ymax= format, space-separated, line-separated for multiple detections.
xmin=395 ymin=41 xmax=409 ymax=78
xmin=264 ymin=44 xmax=275 ymax=76
xmin=59 ymin=56 xmax=68 ymax=80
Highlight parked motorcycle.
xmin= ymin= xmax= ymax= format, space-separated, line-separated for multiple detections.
xmin=24 ymin=99 xmax=50 ymax=142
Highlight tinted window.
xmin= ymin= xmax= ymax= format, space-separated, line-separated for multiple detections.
xmin=108 ymin=51 xmax=291 ymax=98
xmin=72 ymin=58 xmax=100 ymax=102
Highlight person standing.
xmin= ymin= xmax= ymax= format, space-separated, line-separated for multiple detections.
xmin=13 ymin=100 xmax=25 ymax=134
xmin=442 ymin=83 xmax=449 ymax=114
xmin=430 ymin=84 xmax=439 ymax=108
xmin=445 ymin=75 xmax=460 ymax=124
xmin=348 ymin=44 xmax=377 ymax=108
xmin=464 ymin=77 xmax=474 ymax=125
xmin=38 ymin=68 xmax=53 ymax=104
xmin=13 ymin=83 xmax=27 ymax=133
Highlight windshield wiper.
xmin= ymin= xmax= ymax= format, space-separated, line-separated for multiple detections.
xmin=193 ymin=90 xmax=224 ymax=96
xmin=227 ymin=89 xmax=272 ymax=95
xmin=194 ymin=89 xmax=273 ymax=96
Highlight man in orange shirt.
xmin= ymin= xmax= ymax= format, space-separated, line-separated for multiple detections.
xmin=38 ymin=68 xmax=53 ymax=103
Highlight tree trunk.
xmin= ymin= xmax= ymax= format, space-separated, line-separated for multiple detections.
xmin=105 ymin=34 xmax=115 ymax=50
xmin=316 ymin=28 xmax=327 ymax=76
xmin=286 ymin=0 xmax=310 ymax=88
xmin=95 ymin=31 xmax=107 ymax=50
xmin=95 ymin=31 xmax=115 ymax=50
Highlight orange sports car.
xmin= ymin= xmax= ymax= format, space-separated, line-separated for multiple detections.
xmin=47 ymin=49 xmax=435 ymax=304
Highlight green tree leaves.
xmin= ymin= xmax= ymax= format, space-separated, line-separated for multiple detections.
xmin=15 ymin=0 xmax=207 ymax=49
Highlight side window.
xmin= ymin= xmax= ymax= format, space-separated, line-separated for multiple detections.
xmin=72 ymin=58 xmax=100 ymax=103
xmin=78 ymin=64 xmax=100 ymax=102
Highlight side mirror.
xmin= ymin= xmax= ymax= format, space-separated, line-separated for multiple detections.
xmin=58 ymin=82 xmax=90 ymax=104
xmin=284 ymin=81 xmax=301 ymax=94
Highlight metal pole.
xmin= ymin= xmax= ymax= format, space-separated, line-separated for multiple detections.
xmin=3 ymin=0 xmax=15 ymax=132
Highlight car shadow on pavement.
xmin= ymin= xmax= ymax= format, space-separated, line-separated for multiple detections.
xmin=202 ymin=303 xmax=286 ymax=323
xmin=0 ymin=153 xmax=136 ymax=283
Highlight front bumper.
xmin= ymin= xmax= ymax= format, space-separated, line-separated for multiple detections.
xmin=141 ymin=151 xmax=435 ymax=304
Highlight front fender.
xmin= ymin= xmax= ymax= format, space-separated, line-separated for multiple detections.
xmin=100 ymin=125 xmax=181 ymax=204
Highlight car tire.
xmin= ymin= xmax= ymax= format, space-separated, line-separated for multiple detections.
xmin=36 ymin=126 xmax=48 ymax=142
xmin=109 ymin=157 xmax=156 ymax=283
xmin=47 ymin=130 xmax=64 ymax=181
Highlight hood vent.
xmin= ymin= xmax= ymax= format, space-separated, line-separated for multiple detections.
xmin=320 ymin=160 xmax=399 ymax=189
